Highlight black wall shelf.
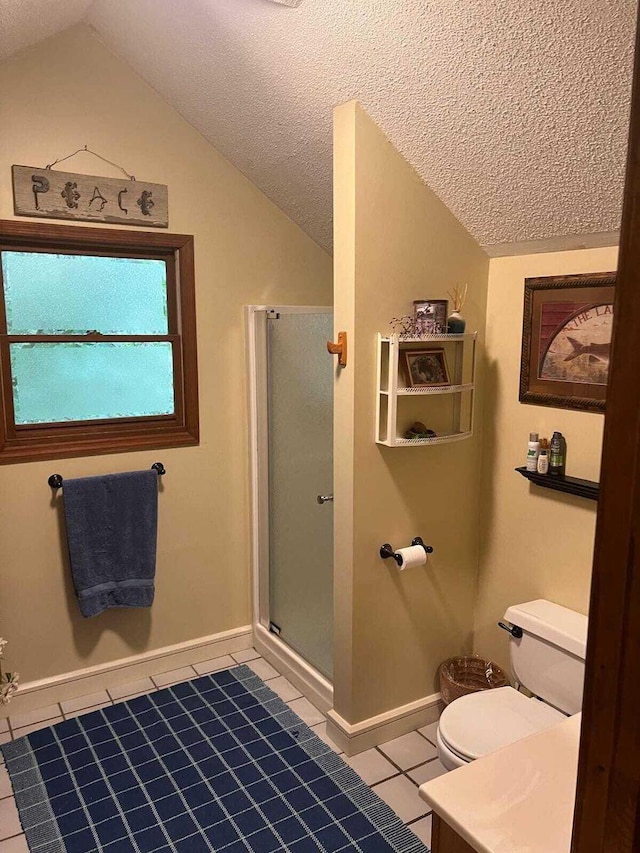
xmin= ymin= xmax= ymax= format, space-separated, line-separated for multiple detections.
xmin=515 ymin=467 xmax=599 ymax=502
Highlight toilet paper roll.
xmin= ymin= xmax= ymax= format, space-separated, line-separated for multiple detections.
xmin=395 ymin=544 xmax=427 ymax=571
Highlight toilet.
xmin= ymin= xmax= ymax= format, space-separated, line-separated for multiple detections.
xmin=436 ymin=599 xmax=588 ymax=771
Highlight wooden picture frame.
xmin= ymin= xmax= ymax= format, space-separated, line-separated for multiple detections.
xmin=402 ymin=348 xmax=450 ymax=387
xmin=519 ymin=272 xmax=616 ymax=413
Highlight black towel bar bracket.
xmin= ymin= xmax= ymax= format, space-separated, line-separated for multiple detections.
xmin=48 ymin=462 xmax=166 ymax=490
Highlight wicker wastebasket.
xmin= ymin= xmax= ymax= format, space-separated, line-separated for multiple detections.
xmin=438 ymin=656 xmax=508 ymax=705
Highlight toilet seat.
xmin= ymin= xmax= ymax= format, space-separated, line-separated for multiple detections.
xmin=438 ymin=686 xmax=566 ymax=763
xmin=436 ymin=726 xmax=469 ymax=771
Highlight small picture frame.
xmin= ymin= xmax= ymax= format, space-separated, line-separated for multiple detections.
xmin=402 ymin=348 xmax=450 ymax=387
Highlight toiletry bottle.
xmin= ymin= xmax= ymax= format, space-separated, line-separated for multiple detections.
xmin=537 ymin=438 xmax=549 ymax=474
xmin=549 ymin=431 xmax=566 ymax=477
xmin=526 ymin=432 xmax=540 ymax=472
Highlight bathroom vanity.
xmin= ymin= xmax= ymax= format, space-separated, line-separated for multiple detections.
xmin=420 ymin=714 xmax=581 ymax=853
xmin=430 ymin=817 xmax=476 ymax=853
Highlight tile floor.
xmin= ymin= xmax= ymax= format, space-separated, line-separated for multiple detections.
xmin=0 ymin=648 xmax=446 ymax=851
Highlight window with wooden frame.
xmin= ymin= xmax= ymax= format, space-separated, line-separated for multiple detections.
xmin=0 ymin=220 xmax=199 ymax=463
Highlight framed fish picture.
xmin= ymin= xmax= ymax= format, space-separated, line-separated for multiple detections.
xmin=519 ymin=272 xmax=615 ymax=413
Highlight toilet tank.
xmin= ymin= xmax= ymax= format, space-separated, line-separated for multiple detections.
xmin=503 ymin=599 xmax=588 ymax=715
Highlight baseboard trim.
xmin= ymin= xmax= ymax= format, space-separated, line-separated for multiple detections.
xmin=326 ymin=692 xmax=444 ymax=756
xmin=2 ymin=625 xmax=252 ymax=717
xmin=253 ymin=623 xmax=333 ymax=714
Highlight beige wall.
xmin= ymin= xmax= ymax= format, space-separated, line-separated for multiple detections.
xmin=0 ymin=26 xmax=332 ymax=685
xmin=473 ymin=247 xmax=618 ymax=671
xmin=1 ymin=26 xmax=612 ymax=718
xmin=333 ymin=101 xmax=489 ymax=724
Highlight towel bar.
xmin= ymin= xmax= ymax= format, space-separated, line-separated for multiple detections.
xmin=48 ymin=462 xmax=166 ymax=490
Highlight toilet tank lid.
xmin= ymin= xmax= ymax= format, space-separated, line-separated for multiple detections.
xmin=504 ymin=599 xmax=588 ymax=659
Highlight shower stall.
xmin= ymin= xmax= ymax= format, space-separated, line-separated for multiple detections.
xmin=247 ymin=306 xmax=334 ymax=709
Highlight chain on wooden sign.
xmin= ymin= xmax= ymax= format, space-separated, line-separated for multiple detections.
xmin=12 ymin=165 xmax=169 ymax=228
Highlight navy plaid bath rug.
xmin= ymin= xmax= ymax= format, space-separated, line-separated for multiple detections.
xmin=2 ymin=665 xmax=428 ymax=853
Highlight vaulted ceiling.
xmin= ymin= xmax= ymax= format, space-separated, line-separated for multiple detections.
xmin=0 ymin=0 xmax=637 ymax=253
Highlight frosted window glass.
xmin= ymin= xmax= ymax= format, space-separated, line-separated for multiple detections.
xmin=10 ymin=343 xmax=174 ymax=425
xmin=1 ymin=252 xmax=168 ymax=334
xmin=268 ymin=312 xmax=334 ymax=678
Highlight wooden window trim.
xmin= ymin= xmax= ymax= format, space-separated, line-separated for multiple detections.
xmin=0 ymin=220 xmax=199 ymax=464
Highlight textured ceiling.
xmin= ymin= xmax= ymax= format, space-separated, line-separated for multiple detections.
xmin=1 ymin=1 xmax=637 ymax=252
xmin=0 ymin=0 xmax=92 ymax=61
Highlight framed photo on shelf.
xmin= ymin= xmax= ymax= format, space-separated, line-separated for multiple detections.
xmin=402 ymin=348 xmax=450 ymax=387
xmin=519 ymin=272 xmax=615 ymax=413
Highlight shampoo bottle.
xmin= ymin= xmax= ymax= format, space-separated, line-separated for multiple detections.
xmin=537 ymin=438 xmax=549 ymax=474
xmin=526 ymin=432 xmax=540 ymax=472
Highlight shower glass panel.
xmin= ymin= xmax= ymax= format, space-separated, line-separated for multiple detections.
xmin=267 ymin=311 xmax=333 ymax=678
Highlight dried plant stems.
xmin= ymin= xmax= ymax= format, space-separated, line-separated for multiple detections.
xmin=447 ymin=283 xmax=468 ymax=312
xmin=0 ymin=638 xmax=19 ymax=704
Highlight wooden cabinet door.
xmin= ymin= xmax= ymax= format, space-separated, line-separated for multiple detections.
xmin=431 ymin=813 xmax=477 ymax=853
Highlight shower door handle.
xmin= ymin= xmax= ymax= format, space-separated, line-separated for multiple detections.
xmin=317 ymin=494 xmax=334 ymax=504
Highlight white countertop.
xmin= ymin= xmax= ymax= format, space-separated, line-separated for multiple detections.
xmin=419 ymin=713 xmax=581 ymax=853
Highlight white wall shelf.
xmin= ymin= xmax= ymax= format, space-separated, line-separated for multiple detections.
xmin=380 ymin=382 xmax=475 ymax=397
xmin=375 ymin=332 xmax=477 ymax=447
xmin=379 ymin=333 xmax=476 ymax=343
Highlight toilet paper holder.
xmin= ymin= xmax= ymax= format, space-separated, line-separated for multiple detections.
xmin=379 ymin=537 xmax=433 ymax=566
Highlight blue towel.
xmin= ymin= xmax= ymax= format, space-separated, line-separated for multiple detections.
xmin=62 ymin=470 xmax=158 ymax=618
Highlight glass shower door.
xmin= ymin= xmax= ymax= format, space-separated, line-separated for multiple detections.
xmin=267 ymin=310 xmax=333 ymax=679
